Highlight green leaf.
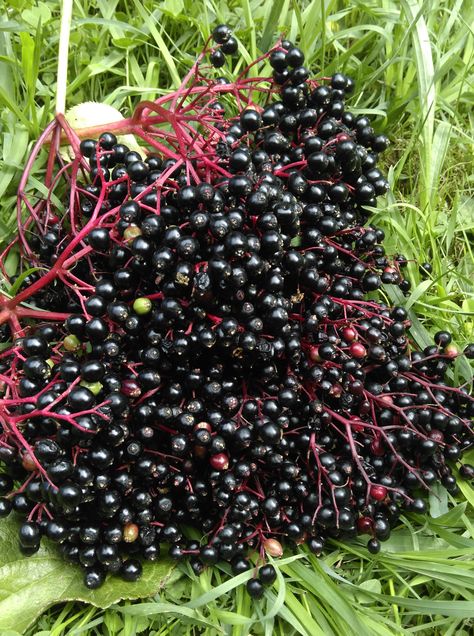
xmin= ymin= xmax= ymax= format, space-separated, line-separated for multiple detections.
xmin=260 ymin=0 xmax=286 ymax=52
xmin=116 ymin=602 xmax=222 ymax=630
xmin=21 ymin=2 xmax=52 ymax=28
xmin=359 ymin=579 xmax=382 ymax=594
xmin=161 ymin=0 xmax=184 ymax=15
xmin=429 ymin=483 xmax=449 ymax=518
xmin=0 ymin=517 xmax=177 ymax=633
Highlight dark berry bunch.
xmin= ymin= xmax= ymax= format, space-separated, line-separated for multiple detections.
xmin=0 ymin=29 xmax=473 ymax=595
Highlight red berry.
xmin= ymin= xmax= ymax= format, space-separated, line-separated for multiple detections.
xmin=22 ymin=452 xmax=36 ymax=472
xmin=210 ymin=453 xmax=229 ymax=470
xmin=445 ymin=344 xmax=459 ymax=359
xmin=370 ymin=485 xmax=387 ymax=501
xmin=263 ymin=538 xmax=283 ymax=557
xmin=123 ymin=523 xmax=139 ymax=543
xmin=429 ymin=429 xmax=444 ymax=444
xmin=350 ymin=342 xmax=367 ymax=359
xmin=357 ymin=516 xmax=373 ymax=534
xmin=342 ymin=326 xmax=357 ymax=342
xmin=120 ymin=379 xmax=141 ymax=398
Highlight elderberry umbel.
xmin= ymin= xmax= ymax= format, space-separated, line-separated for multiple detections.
xmin=0 ymin=27 xmax=472 ymax=593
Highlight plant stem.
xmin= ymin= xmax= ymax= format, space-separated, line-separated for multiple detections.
xmin=56 ymin=0 xmax=73 ymax=115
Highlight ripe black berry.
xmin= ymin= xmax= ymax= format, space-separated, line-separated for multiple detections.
xmin=212 ymin=24 xmax=232 ymax=44
xmin=120 ymin=558 xmax=142 ymax=581
xmin=246 ymin=578 xmax=264 ymax=599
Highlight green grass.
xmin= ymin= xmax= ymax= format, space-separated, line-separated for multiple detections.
xmin=1 ymin=0 xmax=473 ymax=634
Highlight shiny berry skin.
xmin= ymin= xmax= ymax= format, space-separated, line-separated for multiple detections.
xmin=434 ymin=331 xmax=452 ymax=347
xmin=212 ymin=24 xmax=232 ymax=44
xmin=210 ymin=453 xmax=229 ymax=470
xmin=259 ymin=564 xmax=277 ymax=585
xmin=240 ymin=109 xmax=261 ymax=132
xmin=285 ymin=46 xmax=304 ymax=67
xmin=22 ymin=334 xmax=50 ymax=357
xmin=19 ymin=521 xmax=40 ymax=548
xmin=200 ymin=545 xmax=219 ymax=565
xmin=120 ymin=558 xmax=142 ymax=582
xmin=367 ymin=538 xmax=381 ymax=554
xmin=210 ymin=50 xmax=226 ymax=68
xmin=0 ymin=498 xmax=12 ymax=517
xmin=246 ymin=578 xmax=264 ymax=599
xmin=370 ymin=485 xmax=387 ymax=501
xmin=460 ymin=464 xmax=474 ymax=480
xmin=87 ymin=228 xmax=110 ymax=251
xmin=84 ymin=566 xmax=106 ymax=589
xmin=127 ymin=160 xmax=149 ymax=182
xmin=79 ymin=139 xmax=96 ymax=158
xmin=222 ymin=36 xmax=238 ymax=55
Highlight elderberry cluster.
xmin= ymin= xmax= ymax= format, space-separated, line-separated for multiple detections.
xmin=0 ymin=32 xmax=473 ymax=596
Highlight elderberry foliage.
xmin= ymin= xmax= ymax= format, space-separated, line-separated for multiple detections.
xmin=0 ymin=29 xmax=473 ymax=595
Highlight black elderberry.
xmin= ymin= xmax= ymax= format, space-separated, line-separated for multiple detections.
xmin=222 ymin=36 xmax=238 ymax=55
xmin=259 ymin=564 xmax=277 ymax=585
xmin=212 ymin=24 xmax=232 ymax=44
xmin=270 ymin=50 xmax=287 ymax=71
xmin=87 ymin=228 xmax=110 ymax=251
xmin=84 ymin=566 xmax=106 ymax=589
xmin=79 ymin=138 xmax=96 ymax=158
xmin=210 ymin=50 xmax=226 ymax=68
xmin=240 ymin=109 xmax=261 ymax=132
xmin=19 ymin=521 xmax=40 ymax=547
xmin=246 ymin=578 xmax=264 ymax=599
xmin=285 ymin=46 xmax=304 ymax=67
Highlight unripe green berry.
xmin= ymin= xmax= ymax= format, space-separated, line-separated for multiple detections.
xmin=133 ymin=297 xmax=152 ymax=315
xmin=63 ymin=334 xmax=81 ymax=351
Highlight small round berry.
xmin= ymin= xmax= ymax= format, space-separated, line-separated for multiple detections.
xmin=87 ymin=228 xmax=110 ymax=251
xmin=263 ymin=538 xmax=283 ymax=557
xmin=123 ymin=523 xmax=139 ymax=543
xmin=79 ymin=139 xmax=96 ymax=158
xmin=285 ymin=46 xmax=305 ymax=67
xmin=370 ymin=485 xmax=387 ymax=501
xmin=84 ymin=566 xmax=106 ymax=589
xmin=200 ymin=545 xmax=219 ymax=565
xmin=259 ymin=564 xmax=277 ymax=585
xmin=459 ymin=464 xmax=474 ymax=480
xmin=463 ymin=344 xmax=474 ymax=359
xmin=120 ymin=558 xmax=143 ymax=582
xmin=0 ymin=498 xmax=12 ymax=518
xmin=127 ymin=160 xmax=149 ymax=182
xmin=246 ymin=578 xmax=264 ymax=599
xmin=222 ymin=36 xmax=238 ymax=55
xmin=19 ymin=521 xmax=40 ymax=548
xmin=212 ymin=24 xmax=232 ymax=44
xmin=307 ymin=536 xmax=324 ymax=555
xmin=367 ymin=538 xmax=381 ymax=554
xmin=434 ymin=331 xmax=452 ymax=347
xmin=133 ymin=297 xmax=153 ymax=315
xmin=210 ymin=453 xmax=229 ymax=470
xmin=210 ymin=50 xmax=226 ymax=68
xmin=240 ymin=109 xmax=262 ymax=132
xmin=99 ymin=132 xmax=117 ymax=149
xmin=372 ymin=134 xmax=390 ymax=152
